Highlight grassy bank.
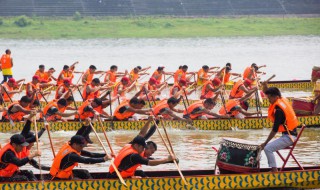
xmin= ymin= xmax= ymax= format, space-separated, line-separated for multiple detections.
xmin=0 ymin=16 xmax=319 ymax=39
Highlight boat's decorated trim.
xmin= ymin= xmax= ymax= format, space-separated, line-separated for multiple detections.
xmin=0 ymin=169 xmax=319 ymax=190
xmin=1 ymin=115 xmax=319 ymax=132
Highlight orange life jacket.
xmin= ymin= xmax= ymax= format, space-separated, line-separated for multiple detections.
xmin=129 ymin=70 xmax=139 ymax=83
xmin=50 ymin=143 xmax=80 ymax=179
xmin=183 ymin=101 xmax=204 ymax=119
xmin=219 ymin=99 xmax=240 ymax=116
xmin=174 ymin=69 xmax=186 ymax=84
xmin=105 ymin=71 xmax=116 ymax=83
xmin=0 ymin=54 xmax=12 ymax=69
xmin=169 ymin=84 xmax=181 ymax=97
xmin=243 ymin=67 xmax=256 ymax=80
xmin=2 ymin=82 xmax=14 ymax=102
xmin=35 ymin=70 xmax=46 ymax=80
xmin=57 ymin=70 xmax=74 ymax=86
xmin=229 ymin=80 xmax=245 ymax=99
xmin=83 ymin=69 xmax=94 ymax=85
xmin=153 ymin=101 xmax=171 ymax=118
xmin=55 ymin=84 xmax=69 ymax=99
xmin=197 ymin=68 xmax=208 ymax=85
xmin=201 ymin=81 xmax=215 ymax=99
xmin=2 ymin=101 xmax=26 ymax=121
xmin=268 ymin=98 xmax=299 ymax=132
xmin=109 ymin=144 xmax=144 ymax=178
xmin=114 ymin=100 xmax=134 ymax=120
xmin=0 ymin=143 xmax=19 ymax=177
xmin=113 ymin=82 xmax=126 ymax=97
xmin=42 ymin=100 xmax=67 ymax=121
xmin=75 ymin=100 xmax=93 ymax=120
xmin=18 ymin=147 xmax=30 ymax=159
xmin=217 ymin=69 xmax=231 ymax=84
xmin=42 ymin=72 xmax=52 ymax=83
xmin=82 ymin=84 xmax=100 ymax=101
xmin=152 ymin=70 xmax=162 ymax=83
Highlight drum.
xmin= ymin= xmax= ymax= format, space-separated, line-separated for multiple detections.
xmin=216 ymin=138 xmax=261 ymax=174
xmin=292 ymin=98 xmax=315 ymax=116
xmin=311 ymin=66 xmax=320 ymax=82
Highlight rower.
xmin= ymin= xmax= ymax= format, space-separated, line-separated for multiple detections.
xmin=170 ymin=79 xmax=194 ymax=98
xmin=50 ymin=135 xmax=111 ymax=180
xmin=173 ymin=65 xmax=194 ymax=84
xmin=42 ymin=67 xmax=56 ymax=83
xmin=229 ymin=79 xmax=258 ymax=100
xmin=215 ymin=65 xmax=241 ymax=84
xmin=243 ymin=63 xmax=266 ymax=81
xmin=74 ymin=98 xmax=107 ymax=142
xmin=82 ymin=78 xmax=108 ymax=101
xmin=113 ymin=77 xmax=136 ymax=98
xmin=259 ymin=87 xmax=299 ymax=172
xmin=151 ymin=65 xmax=173 ymax=84
xmin=153 ymin=96 xmax=190 ymax=122
xmin=219 ymin=95 xmax=261 ymax=119
xmin=196 ymin=65 xmax=219 ymax=86
xmin=140 ymin=77 xmax=167 ymax=101
xmin=34 ymin=65 xmax=46 ymax=81
xmin=113 ymin=97 xmax=152 ymax=121
xmin=107 ymin=135 xmax=175 ymax=179
xmin=25 ymin=75 xmax=52 ymax=101
xmin=19 ymin=113 xmax=50 ymax=172
xmin=104 ymin=65 xmax=127 ymax=86
xmin=183 ymin=98 xmax=230 ymax=120
xmin=56 ymin=62 xmax=78 ymax=86
xmin=41 ymin=98 xmax=78 ymax=122
xmin=129 ymin=66 xmax=150 ymax=84
xmin=81 ymin=65 xmax=104 ymax=85
xmin=1 ymin=78 xmax=23 ymax=102
xmin=1 ymin=96 xmax=34 ymax=122
xmin=0 ymin=134 xmax=41 ymax=182
xmin=200 ymin=78 xmax=222 ymax=100
xmin=55 ymin=79 xmax=72 ymax=100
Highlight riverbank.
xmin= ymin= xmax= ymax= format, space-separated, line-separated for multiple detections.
xmin=0 ymin=16 xmax=319 ymax=39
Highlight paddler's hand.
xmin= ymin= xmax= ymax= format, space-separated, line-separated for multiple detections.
xmin=147 ymin=115 xmax=154 ymax=121
xmin=259 ymin=142 xmax=267 ymax=150
xmin=104 ymin=154 xmax=112 ymax=161
xmin=167 ymin=155 xmax=176 ymax=162
xmin=29 ymin=150 xmax=41 ymax=160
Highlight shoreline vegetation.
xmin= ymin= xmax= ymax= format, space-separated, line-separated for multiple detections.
xmin=0 ymin=15 xmax=319 ymax=39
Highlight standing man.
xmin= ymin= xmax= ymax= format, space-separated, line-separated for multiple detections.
xmin=0 ymin=49 xmax=13 ymax=84
xmin=259 ymin=87 xmax=299 ymax=172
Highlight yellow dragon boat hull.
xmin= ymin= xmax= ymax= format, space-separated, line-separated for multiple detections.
xmin=1 ymin=115 xmax=319 ymax=132
xmin=0 ymin=167 xmax=319 ymax=190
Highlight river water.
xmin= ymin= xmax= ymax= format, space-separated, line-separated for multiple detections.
xmin=0 ymin=36 xmax=319 ymax=173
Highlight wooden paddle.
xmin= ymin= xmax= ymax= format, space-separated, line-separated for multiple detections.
xmin=144 ymin=88 xmax=188 ymax=185
xmin=33 ymin=115 xmax=43 ymax=181
xmin=89 ymin=122 xmax=127 ymax=186
xmin=45 ymin=123 xmax=56 ymax=157
xmin=97 ymin=117 xmax=115 ymax=155
xmin=68 ymin=89 xmax=82 ymax=122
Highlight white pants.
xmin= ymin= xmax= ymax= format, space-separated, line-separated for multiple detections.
xmin=264 ymin=134 xmax=296 ymax=168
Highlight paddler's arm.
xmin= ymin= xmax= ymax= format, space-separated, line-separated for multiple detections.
xmin=29 ymin=159 xmax=50 ymax=170
xmin=69 ymin=152 xmax=110 ymax=164
xmin=81 ymin=150 xmax=106 ymax=158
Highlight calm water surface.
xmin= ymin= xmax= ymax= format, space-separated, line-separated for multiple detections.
xmin=0 ymin=36 xmax=319 ymax=81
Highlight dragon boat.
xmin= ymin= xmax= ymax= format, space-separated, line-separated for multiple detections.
xmin=0 ymin=166 xmax=319 ymax=190
xmin=20 ymin=79 xmax=315 ymax=91
xmin=1 ymin=115 xmax=319 ymax=132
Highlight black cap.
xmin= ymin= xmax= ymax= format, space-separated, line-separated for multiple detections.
xmin=70 ymin=135 xmax=86 ymax=145
xmin=93 ymin=98 xmax=102 ymax=106
xmin=47 ymin=107 xmax=59 ymax=116
xmin=10 ymin=134 xmax=29 ymax=146
xmin=130 ymin=136 xmax=146 ymax=147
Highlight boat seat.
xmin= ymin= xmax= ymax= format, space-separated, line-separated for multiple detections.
xmin=276 ymin=124 xmax=306 ymax=171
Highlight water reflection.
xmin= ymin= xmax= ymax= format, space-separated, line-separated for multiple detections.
xmin=1 ymin=127 xmax=318 ymax=173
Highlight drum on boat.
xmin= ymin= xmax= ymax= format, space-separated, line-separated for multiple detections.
xmin=311 ymin=66 xmax=320 ymax=82
xmin=292 ymin=98 xmax=315 ymax=115
xmin=216 ymin=138 xmax=261 ymax=174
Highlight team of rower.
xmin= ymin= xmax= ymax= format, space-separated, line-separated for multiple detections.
xmin=3 ymin=60 xmax=304 ymax=182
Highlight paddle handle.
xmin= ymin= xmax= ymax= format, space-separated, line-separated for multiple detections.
xmin=33 ymin=117 xmax=43 ymax=180
xmin=89 ymin=122 xmax=127 ymax=186
xmin=98 ymin=117 xmax=115 ymax=155
xmin=265 ymin=74 xmax=276 ymax=83
xmin=45 ymin=123 xmax=56 ymax=157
